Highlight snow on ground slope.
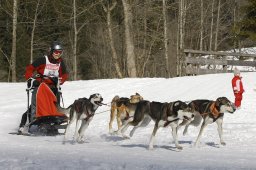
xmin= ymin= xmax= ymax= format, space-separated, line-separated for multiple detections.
xmin=0 ymin=73 xmax=256 ymax=170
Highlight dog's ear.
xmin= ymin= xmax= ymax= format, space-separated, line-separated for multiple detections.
xmin=135 ymin=92 xmax=140 ymax=95
xmin=89 ymin=94 xmax=94 ymax=99
xmin=215 ymin=97 xmax=223 ymax=107
xmin=174 ymin=101 xmax=180 ymax=106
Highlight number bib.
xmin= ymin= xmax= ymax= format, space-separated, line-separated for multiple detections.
xmin=43 ymin=56 xmax=60 ymax=77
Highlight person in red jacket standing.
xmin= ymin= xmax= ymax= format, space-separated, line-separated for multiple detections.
xmin=232 ymin=67 xmax=244 ymax=109
xmin=18 ymin=41 xmax=68 ymax=133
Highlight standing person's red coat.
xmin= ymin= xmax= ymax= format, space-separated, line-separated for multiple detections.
xmin=232 ymin=69 xmax=244 ymax=108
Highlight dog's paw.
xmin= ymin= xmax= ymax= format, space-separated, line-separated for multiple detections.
xmin=77 ymin=140 xmax=85 ymax=144
xmin=193 ymin=142 xmax=200 ymax=148
xmin=77 ymin=136 xmax=87 ymax=144
xmin=220 ymin=141 xmax=226 ymax=146
xmin=122 ymin=135 xmax=130 ymax=139
xmin=113 ymin=130 xmax=121 ymax=135
xmin=109 ymin=132 xmax=115 ymax=136
xmin=148 ymin=146 xmax=154 ymax=150
xmin=71 ymin=140 xmax=76 ymax=145
xmin=109 ymin=129 xmax=114 ymax=134
xmin=176 ymin=145 xmax=183 ymax=150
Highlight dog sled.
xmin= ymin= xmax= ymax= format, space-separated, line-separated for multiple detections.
xmin=19 ymin=75 xmax=68 ymax=136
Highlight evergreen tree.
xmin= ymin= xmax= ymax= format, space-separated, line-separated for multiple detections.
xmin=239 ymin=0 xmax=256 ymax=41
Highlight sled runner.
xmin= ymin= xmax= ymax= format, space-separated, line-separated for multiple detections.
xmin=21 ymin=75 xmax=68 ymax=136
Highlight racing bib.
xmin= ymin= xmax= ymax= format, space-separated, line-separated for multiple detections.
xmin=43 ymin=56 xmax=60 ymax=77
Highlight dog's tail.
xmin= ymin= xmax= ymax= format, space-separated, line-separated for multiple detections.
xmin=56 ymin=103 xmax=72 ymax=118
xmin=129 ymin=100 xmax=150 ymax=126
xmin=189 ymin=113 xmax=202 ymax=126
xmin=110 ymin=95 xmax=119 ymax=113
xmin=111 ymin=95 xmax=120 ymax=103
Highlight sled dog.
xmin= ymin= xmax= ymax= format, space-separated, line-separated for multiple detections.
xmin=109 ymin=93 xmax=143 ymax=134
xmin=59 ymin=93 xmax=103 ymax=144
xmin=120 ymin=100 xmax=195 ymax=150
xmin=178 ymin=97 xmax=236 ymax=147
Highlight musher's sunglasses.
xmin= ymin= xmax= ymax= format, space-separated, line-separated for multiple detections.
xmin=53 ymin=50 xmax=63 ymax=55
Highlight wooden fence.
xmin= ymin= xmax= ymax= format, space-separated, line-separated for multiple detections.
xmin=184 ymin=49 xmax=256 ymax=75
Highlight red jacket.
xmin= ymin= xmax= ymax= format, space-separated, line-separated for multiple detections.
xmin=232 ymin=76 xmax=244 ymax=94
xmin=25 ymin=55 xmax=68 ymax=85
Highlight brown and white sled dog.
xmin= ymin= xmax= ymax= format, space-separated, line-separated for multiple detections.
xmin=109 ymin=93 xmax=143 ymax=134
xmin=120 ymin=100 xmax=195 ymax=150
xmin=58 ymin=93 xmax=103 ymax=144
xmin=178 ymin=97 xmax=236 ymax=147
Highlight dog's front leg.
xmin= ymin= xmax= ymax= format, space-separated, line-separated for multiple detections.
xmin=148 ymin=123 xmax=159 ymax=150
xmin=178 ymin=119 xmax=189 ymax=129
xmin=77 ymin=118 xmax=92 ymax=143
xmin=178 ymin=119 xmax=191 ymax=136
xmin=109 ymin=107 xmax=116 ymax=134
xmin=130 ymin=116 xmax=151 ymax=137
xmin=73 ymin=119 xmax=80 ymax=143
xmin=183 ymin=124 xmax=190 ymax=136
xmin=216 ymin=117 xmax=225 ymax=145
xmin=116 ymin=116 xmax=123 ymax=135
xmin=120 ymin=119 xmax=132 ymax=139
xmin=63 ymin=123 xmax=71 ymax=144
xmin=171 ymin=124 xmax=182 ymax=150
xmin=63 ymin=118 xmax=75 ymax=144
xmin=194 ymin=118 xmax=211 ymax=147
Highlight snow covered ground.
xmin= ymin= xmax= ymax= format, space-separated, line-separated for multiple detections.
xmin=1 ymin=73 xmax=256 ymax=170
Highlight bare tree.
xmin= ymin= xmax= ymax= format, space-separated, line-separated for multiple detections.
xmin=10 ymin=0 xmax=18 ymax=82
xmin=177 ymin=0 xmax=186 ymax=76
xmin=70 ymin=1 xmax=100 ymax=80
xmin=122 ymin=0 xmax=137 ymax=77
xmin=162 ymin=0 xmax=170 ymax=78
xmin=199 ymin=0 xmax=203 ymax=51
xmin=101 ymin=0 xmax=123 ymax=78
xmin=72 ymin=0 xmax=78 ymax=80
xmin=30 ymin=0 xmax=44 ymax=64
xmin=209 ymin=0 xmax=215 ymax=51
xmin=214 ymin=0 xmax=220 ymax=51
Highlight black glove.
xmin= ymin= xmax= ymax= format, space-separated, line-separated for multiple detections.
xmin=27 ymin=78 xmax=40 ymax=89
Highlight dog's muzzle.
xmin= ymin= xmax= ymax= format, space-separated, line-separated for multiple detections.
xmin=183 ymin=114 xmax=194 ymax=121
xmin=95 ymin=98 xmax=103 ymax=106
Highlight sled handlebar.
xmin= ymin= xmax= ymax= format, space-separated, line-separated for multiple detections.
xmin=27 ymin=74 xmax=62 ymax=92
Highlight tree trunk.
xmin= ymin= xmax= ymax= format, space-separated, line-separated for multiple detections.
xmin=11 ymin=0 xmax=18 ymax=82
xmin=122 ymin=0 xmax=137 ymax=77
xmin=162 ymin=0 xmax=170 ymax=78
xmin=199 ymin=0 xmax=203 ymax=51
xmin=102 ymin=1 xmax=123 ymax=78
xmin=177 ymin=0 xmax=185 ymax=76
xmin=209 ymin=0 xmax=215 ymax=51
xmin=73 ymin=0 xmax=78 ymax=80
xmin=214 ymin=0 xmax=220 ymax=51
xmin=30 ymin=0 xmax=40 ymax=64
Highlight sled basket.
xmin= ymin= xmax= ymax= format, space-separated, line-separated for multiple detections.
xmin=28 ymin=82 xmax=68 ymax=135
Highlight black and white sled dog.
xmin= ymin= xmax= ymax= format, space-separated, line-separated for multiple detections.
xmin=58 ymin=93 xmax=103 ymax=144
xmin=120 ymin=100 xmax=195 ymax=150
xmin=178 ymin=97 xmax=236 ymax=147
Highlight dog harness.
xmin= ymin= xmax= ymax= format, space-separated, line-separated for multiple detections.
xmin=209 ymin=102 xmax=220 ymax=118
xmin=163 ymin=102 xmax=179 ymax=127
xmin=73 ymin=98 xmax=95 ymax=121
xmin=202 ymin=101 xmax=220 ymax=120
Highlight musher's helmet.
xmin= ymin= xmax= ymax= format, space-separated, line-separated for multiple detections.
xmin=50 ymin=41 xmax=63 ymax=52
xmin=50 ymin=41 xmax=63 ymax=58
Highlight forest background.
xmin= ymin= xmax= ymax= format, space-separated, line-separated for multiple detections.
xmin=0 ymin=0 xmax=255 ymax=82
